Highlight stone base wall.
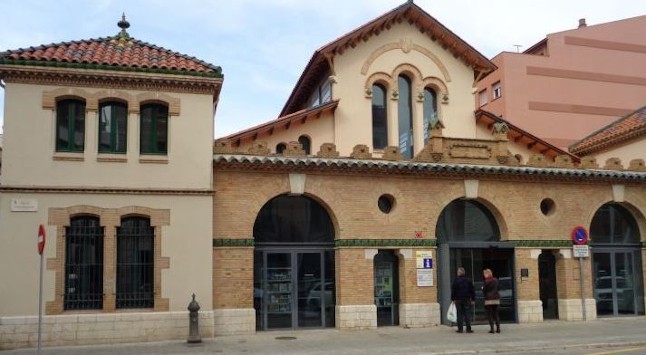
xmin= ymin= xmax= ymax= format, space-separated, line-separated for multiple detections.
xmin=213 ymin=308 xmax=255 ymax=335
xmin=0 ymin=311 xmax=214 ymax=350
xmin=399 ymin=303 xmax=440 ymax=328
xmin=336 ymin=305 xmax=377 ymax=330
xmin=558 ymin=298 xmax=597 ymax=321
xmin=517 ymin=300 xmax=543 ymax=323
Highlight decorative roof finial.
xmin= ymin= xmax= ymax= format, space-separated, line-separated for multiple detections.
xmin=117 ymin=13 xmax=130 ymax=39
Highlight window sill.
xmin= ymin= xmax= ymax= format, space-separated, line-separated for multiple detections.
xmin=97 ymin=154 xmax=127 ymax=163
xmin=139 ymin=155 xmax=168 ymax=164
xmin=53 ymin=152 xmax=84 ymax=162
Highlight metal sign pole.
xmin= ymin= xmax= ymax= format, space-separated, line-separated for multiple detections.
xmin=579 ymin=256 xmax=586 ymax=321
xmin=38 ymin=250 xmax=44 ymax=354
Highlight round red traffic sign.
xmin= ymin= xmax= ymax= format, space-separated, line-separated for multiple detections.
xmin=38 ymin=224 xmax=46 ymax=255
xmin=571 ymin=225 xmax=589 ymax=245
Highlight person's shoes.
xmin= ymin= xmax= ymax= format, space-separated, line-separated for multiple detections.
xmin=496 ymin=328 xmax=500 ymax=333
xmin=456 ymin=330 xmax=463 ymax=333
xmin=466 ymin=329 xmax=474 ymax=333
xmin=488 ymin=330 xmax=494 ymax=334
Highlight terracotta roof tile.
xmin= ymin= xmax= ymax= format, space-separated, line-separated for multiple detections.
xmin=569 ymin=106 xmax=646 ymax=155
xmin=0 ymin=35 xmax=221 ymax=77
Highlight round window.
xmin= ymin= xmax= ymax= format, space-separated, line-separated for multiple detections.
xmin=540 ymin=198 xmax=555 ymax=216
xmin=378 ymin=194 xmax=395 ymax=214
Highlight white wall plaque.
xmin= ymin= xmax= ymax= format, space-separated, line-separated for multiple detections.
xmin=11 ymin=198 xmax=38 ymax=212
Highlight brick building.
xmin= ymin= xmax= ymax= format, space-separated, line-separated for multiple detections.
xmin=0 ymin=1 xmax=645 ymax=350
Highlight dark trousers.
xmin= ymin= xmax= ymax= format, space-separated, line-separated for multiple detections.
xmin=485 ymin=305 xmax=500 ymax=329
xmin=455 ymin=299 xmax=472 ymax=331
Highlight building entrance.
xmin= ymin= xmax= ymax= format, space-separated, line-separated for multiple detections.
xmin=254 ymin=250 xmax=335 ymax=330
xmin=447 ymin=247 xmax=515 ymax=324
xmin=252 ymin=194 xmax=336 ymax=330
xmin=374 ymin=250 xmax=399 ymax=326
xmin=538 ymin=250 xmax=559 ymax=319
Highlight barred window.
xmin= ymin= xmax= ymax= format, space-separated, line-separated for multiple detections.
xmin=117 ymin=217 xmax=154 ymax=308
xmin=64 ymin=216 xmax=104 ymax=310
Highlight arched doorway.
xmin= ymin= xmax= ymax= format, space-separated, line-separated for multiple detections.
xmin=538 ymin=250 xmax=558 ymax=319
xmin=374 ymin=250 xmax=400 ymax=326
xmin=253 ymin=195 xmax=336 ymax=330
xmin=591 ymin=203 xmax=644 ymax=317
xmin=436 ymin=199 xmax=516 ymax=324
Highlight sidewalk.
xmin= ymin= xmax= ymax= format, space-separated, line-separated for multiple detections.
xmin=3 ymin=317 xmax=646 ymax=355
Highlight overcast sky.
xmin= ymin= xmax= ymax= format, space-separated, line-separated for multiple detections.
xmin=1 ymin=0 xmax=644 ymax=138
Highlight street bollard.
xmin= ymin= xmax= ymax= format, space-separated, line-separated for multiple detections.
xmin=187 ymin=293 xmax=202 ymax=344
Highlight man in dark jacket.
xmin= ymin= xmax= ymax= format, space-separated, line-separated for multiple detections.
xmin=451 ymin=267 xmax=475 ymax=333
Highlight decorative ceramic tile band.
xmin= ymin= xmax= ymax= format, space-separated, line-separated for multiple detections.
xmin=213 ymin=239 xmax=255 ymax=247
xmin=335 ymin=239 xmax=436 ymax=247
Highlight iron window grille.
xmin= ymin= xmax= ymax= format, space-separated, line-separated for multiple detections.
xmin=116 ymin=217 xmax=154 ymax=309
xmin=64 ymin=216 xmax=104 ymax=310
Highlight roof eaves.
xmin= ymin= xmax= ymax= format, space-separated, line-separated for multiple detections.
xmin=569 ymin=105 xmax=646 ymax=154
xmin=213 ymin=154 xmax=646 ymax=181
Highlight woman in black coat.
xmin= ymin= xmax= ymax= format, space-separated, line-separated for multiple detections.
xmin=482 ymin=268 xmax=501 ymax=333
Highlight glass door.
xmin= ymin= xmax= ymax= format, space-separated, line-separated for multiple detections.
xmin=449 ymin=247 xmax=515 ymax=324
xmin=374 ymin=250 xmax=399 ymax=326
xmin=255 ymin=250 xmax=335 ymax=330
xmin=593 ymin=250 xmax=644 ymax=316
xmin=265 ymin=253 xmax=292 ymax=329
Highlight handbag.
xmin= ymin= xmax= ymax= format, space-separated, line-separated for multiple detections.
xmin=446 ymin=302 xmax=457 ymax=322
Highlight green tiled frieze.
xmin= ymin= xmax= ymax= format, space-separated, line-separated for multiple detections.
xmin=335 ymin=239 xmax=436 ymax=247
xmin=213 ymin=238 xmax=254 ymax=247
xmin=512 ymin=240 xmax=571 ymax=247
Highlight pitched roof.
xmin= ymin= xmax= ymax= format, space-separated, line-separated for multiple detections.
xmin=219 ymin=100 xmax=339 ymax=146
xmin=280 ymin=1 xmax=496 ymax=116
xmin=569 ymin=106 xmax=646 ymax=155
xmin=475 ymin=109 xmax=580 ymax=162
xmin=0 ymin=16 xmax=221 ymax=78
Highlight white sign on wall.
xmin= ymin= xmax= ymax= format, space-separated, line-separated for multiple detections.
xmin=416 ymin=250 xmax=434 ymax=286
xmin=11 ymin=199 xmax=38 ymax=212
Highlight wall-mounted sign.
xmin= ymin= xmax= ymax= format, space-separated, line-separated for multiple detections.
xmin=11 ymin=198 xmax=38 ymax=212
xmin=416 ymin=251 xmax=433 ymax=286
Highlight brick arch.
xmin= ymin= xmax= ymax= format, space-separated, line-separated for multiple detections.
xmin=136 ymin=92 xmax=181 ymax=116
xmin=94 ymin=90 xmax=136 ymax=113
xmin=434 ymin=196 xmax=507 ymax=242
xmin=42 ymin=88 xmax=96 ymax=111
xmin=361 ymin=40 xmax=451 ymax=82
xmin=586 ymin=201 xmax=645 ymax=242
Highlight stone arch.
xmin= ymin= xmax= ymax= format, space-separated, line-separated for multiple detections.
xmin=364 ymin=72 xmax=393 ymax=96
xmin=422 ymin=76 xmax=449 ymax=97
xmin=361 ymin=40 xmax=451 ymax=82
xmin=94 ymin=90 xmax=136 ymax=113
xmin=136 ymin=92 xmax=181 ymax=116
xmin=43 ymin=88 xmax=95 ymax=111
xmin=392 ymin=63 xmax=424 ymax=88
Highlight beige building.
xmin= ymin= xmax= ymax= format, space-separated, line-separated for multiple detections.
xmin=476 ymin=15 xmax=646 ymax=149
xmin=0 ymin=18 xmax=221 ymax=348
xmin=1 ymin=1 xmax=645 ymax=351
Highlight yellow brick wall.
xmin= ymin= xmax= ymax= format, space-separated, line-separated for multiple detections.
xmin=213 ymin=247 xmax=254 ymax=309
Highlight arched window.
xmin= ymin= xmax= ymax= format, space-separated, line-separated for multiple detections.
xmin=99 ymin=101 xmax=127 ymax=153
xmin=397 ymin=75 xmax=413 ymax=158
xmin=276 ymin=143 xmax=287 ymax=154
xmin=140 ymin=103 xmax=168 ymax=154
xmin=436 ymin=199 xmax=500 ymax=243
xmin=254 ymin=195 xmax=334 ymax=245
xmin=590 ymin=204 xmax=640 ymax=245
xmin=64 ymin=216 xmax=104 ymax=310
xmin=298 ymin=135 xmax=311 ymax=155
xmin=56 ymin=99 xmax=86 ymax=152
xmin=423 ymin=88 xmax=437 ymax=145
xmin=371 ymin=84 xmax=388 ymax=150
xmin=117 ymin=217 xmax=154 ymax=309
